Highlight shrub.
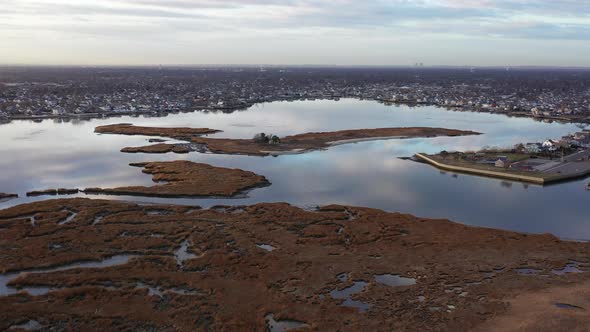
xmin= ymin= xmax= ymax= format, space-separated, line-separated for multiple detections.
xmin=253 ymin=133 xmax=269 ymax=143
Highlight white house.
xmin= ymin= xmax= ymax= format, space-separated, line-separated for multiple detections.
xmin=542 ymin=140 xmax=558 ymax=151
xmin=525 ymin=143 xmax=541 ymax=153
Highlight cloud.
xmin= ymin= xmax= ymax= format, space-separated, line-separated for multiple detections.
xmin=2 ymin=0 xmax=589 ymax=36
xmin=0 ymin=0 xmax=589 ymax=65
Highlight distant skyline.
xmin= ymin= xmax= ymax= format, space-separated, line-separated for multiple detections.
xmin=1 ymin=0 xmax=590 ymax=67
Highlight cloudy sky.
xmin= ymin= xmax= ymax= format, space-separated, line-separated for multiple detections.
xmin=1 ymin=0 xmax=589 ymax=66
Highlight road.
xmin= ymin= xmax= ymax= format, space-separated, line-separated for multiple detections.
xmin=542 ymin=150 xmax=590 ymax=175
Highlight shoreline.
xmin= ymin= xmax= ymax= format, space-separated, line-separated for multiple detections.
xmin=259 ymin=148 xmax=307 ymax=155
xmin=189 ymin=128 xmax=479 ymax=156
xmin=94 ymin=123 xmax=220 ymax=139
xmin=84 ymin=160 xmax=271 ymax=198
xmin=415 ymin=153 xmax=590 ymax=185
xmin=0 ymin=193 xmax=18 ymax=201
xmin=24 ymin=161 xmax=270 ymax=199
xmin=2 ymin=97 xmax=589 ymax=126
xmin=326 ymin=136 xmax=408 ymax=146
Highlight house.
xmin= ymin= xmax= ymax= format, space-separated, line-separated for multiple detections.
xmin=52 ymin=107 xmax=65 ymax=116
xmin=525 ymin=143 xmax=541 ymax=154
xmin=573 ymin=132 xmax=590 ymax=147
xmin=568 ymin=140 xmax=581 ymax=148
xmin=495 ymin=157 xmax=511 ymax=168
xmin=542 ymin=140 xmax=558 ymax=151
xmin=574 ymin=132 xmax=587 ymax=141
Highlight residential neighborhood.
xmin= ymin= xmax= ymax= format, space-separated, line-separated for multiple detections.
xmin=1 ymin=67 xmax=590 ymax=123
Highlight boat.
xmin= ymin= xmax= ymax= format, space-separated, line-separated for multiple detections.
xmin=587 ymin=183 xmax=590 ymax=190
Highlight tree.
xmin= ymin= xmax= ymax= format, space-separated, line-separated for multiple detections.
xmin=253 ymin=133 xmax=269 ymax=144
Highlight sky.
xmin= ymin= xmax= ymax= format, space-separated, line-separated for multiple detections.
xmin=1 ymin=0 xmax=589 ymax=66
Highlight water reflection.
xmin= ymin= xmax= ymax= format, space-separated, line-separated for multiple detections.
xmin=0 ymin=99 xmax=588 ymax=239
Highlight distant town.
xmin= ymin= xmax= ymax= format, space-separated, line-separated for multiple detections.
xmin=1 ymin=66 xmax=590 ymax=124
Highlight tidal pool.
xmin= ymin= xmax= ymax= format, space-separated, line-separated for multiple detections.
xmin=374 ymin=274 xmax=416 ymax=287
xmin=0 ymin=99 xmax=588 ymax=239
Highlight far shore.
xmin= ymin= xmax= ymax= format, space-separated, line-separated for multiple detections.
xmin=2 ymin=96 xmax=589 ymax=125
xmin=0 ymin=193 xmax=18 ymax=200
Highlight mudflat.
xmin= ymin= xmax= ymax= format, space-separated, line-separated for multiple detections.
xmin=121 ymin=143 xmax=191 ymax=154
xmin=25 ymin=162 xmax=270 ymax=199
xmin=1 ymin=198 xmax=589 ymax=331
xmin=103 ymin=125 xmax=480 ymax=156
xmin=95 ymin=123 xmax=221 ymax=139
xmin=192 ymin=127 xmax=480 ymax=156
xmin=82 ymin=161 xmax=270 ymax=198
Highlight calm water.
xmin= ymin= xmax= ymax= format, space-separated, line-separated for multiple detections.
xmin=0 ymin=99 xmax=588 ymax=239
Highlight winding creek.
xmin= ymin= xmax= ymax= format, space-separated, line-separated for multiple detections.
xmin=0 ymin=99 xmax=588 ymax=239
xmin=0 ymin=255 xmax=136 ymax=296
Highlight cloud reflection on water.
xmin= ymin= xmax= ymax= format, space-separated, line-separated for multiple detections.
xmin=0 ymin=99 xmax=588 ymax=239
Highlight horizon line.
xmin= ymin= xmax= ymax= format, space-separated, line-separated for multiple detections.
xmin=1 ymin=64 xmax=590 ymax=70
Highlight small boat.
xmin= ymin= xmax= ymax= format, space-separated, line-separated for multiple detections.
xmin=587 ymin=183 xmax=590 ymax=190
